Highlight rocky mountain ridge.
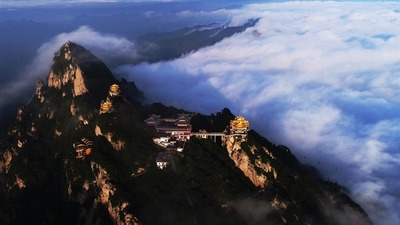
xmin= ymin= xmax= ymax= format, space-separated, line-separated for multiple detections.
xmin=0 ymin=42 xmax=373 ymax=225
xmin=0 ymin=42 xmax=145 ymax=225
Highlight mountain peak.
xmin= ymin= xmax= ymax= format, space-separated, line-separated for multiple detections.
xmin=61 ymin=41 xmax=73 ymax=60
xmin=47 ymin=42 xmax=116 ymax=99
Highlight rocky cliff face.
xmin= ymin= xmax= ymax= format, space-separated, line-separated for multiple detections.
xmin=91 ymin=162 xmax=139 ymax=225
xmin=225 ymin=135 xmax=277 ymax=188
xmin=95 ymin=125 xmax=126 ymax=151
xmin=47 ymin=41 xmax=115 ymax=103
xmin=222 ymin=129 xmax=373 ymax=225
xmin=48 ymin=42 xmax=89 ymax=96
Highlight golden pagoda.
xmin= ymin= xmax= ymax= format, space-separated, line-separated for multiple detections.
xmin=230 ymin=116 xmax=249 ymax=134
xmin=100 ymin=99 xmax=113 ymax=114
xmin=109 ymin=84 xmax=120 ymax=96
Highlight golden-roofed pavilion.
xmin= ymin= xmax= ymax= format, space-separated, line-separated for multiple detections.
xmin=230 ymin=116 xmax=249 ymax=136
xmin=109 ymin=84 xmax=120 ymax=96
xmin=230 ymin=116 xmax=249 ymax=129
xmin=100 ymin=99 xmax=113 ymax=114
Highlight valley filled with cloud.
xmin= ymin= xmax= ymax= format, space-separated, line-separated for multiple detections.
xmin=116 ymin=2 xmax=400 ymax=224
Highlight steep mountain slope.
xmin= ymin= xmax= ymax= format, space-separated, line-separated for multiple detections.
xmin=0 ymin=42 xmax=146 ymax=225
xmin=0 ymin=42 xmax=372 ymax=225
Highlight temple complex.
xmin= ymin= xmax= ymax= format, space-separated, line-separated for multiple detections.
xmin=145 ymin=114 xmax=192 ymax=140
xmin=147 ymin=113 xmax=250 ymax=169
xmin=144 ymin=114 xmax=161 ymax=127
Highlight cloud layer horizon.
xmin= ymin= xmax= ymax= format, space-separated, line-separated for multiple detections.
xmin=116 ymin=2 xmax=400 ymax=225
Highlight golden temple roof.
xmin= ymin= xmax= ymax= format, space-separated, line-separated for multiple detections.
xmin=100 ymin=99 xmax=113 ymax=112
xmin=109 ymin=84 xmax=120 ymax=93
xmin=230 ymin=116 xmax=249 ymax=129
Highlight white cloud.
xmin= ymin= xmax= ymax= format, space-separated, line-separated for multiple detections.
xmin=117 ymin=2 xmax=400 ymax=225
xmin=35 ymin=25 xmax=136 ymax=67
xmin=230 ymin=198 xmax=274 ymax=225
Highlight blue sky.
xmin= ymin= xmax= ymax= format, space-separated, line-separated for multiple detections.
xmin=0 ymin=0 xmax=236 ymax=8
xmin=0 ymin=0 xmax=393 ymax=8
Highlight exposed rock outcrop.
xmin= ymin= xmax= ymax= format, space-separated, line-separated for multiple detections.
xmin=47 ymin=42 xmax=89 ymax=97
xmin=28 ymin=122 xmax=37 ymax=137
xmin=36 ymin=79 xmax=45 ymax=103
xmin=91 ymin=162 xmax=139 ymax=225
xmin=95 ymin=125 xmax=126 ymax=151
xmin=0 ymin=149 xmax=13 ymax=173
xmin=17 ymin=139 xmax=25 ymax=148
xmin=73 ymin=67 xmax=88 ymax=96
xmin=47 ymin=70 xmax=62 ymax=90
xmin=16 ymin=106 xmax=24 ymax=122
xmin=14 ymin=175 xmax=26 ymax=189
xmin=70 ymin=100 xmax=79 ymax=116
xmin=225 ymin=136 xmax=277 ymax=188
xmin=110 ymin=139 xmax=125 ymax=151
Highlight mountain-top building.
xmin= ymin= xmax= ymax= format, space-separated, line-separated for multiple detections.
xmin=229 ymin=116 xmax=249 ymax=141
xmin=155 ymin=152 xmax=170 ymax=169
xmin=109 ymin=84 xmax=120 ymax=97
xmin=73 ymin=138 xmax=93 ymax=160
xmin=99 ymin=84 xmax=121 ymax=114
xmin=145 ymin=114 xmax=192 ymax=140
xmin=145 ymin=114 xmax=162 ymax=127
xmin=230 ymin=116 xmax=249 ymax=134
xmin=175 ymin=114 xmax=191 ymax=127
xmin=100 ymin=98 xmax=114 ymax=114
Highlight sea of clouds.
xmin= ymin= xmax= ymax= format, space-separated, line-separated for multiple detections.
xmin=115 ymin=2 xmax=400 ymax=224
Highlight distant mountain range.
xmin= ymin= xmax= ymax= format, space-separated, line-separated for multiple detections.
xmin=0 ymin=42 xmax=373 ymax=225
xmin=135 ymin=18 xmax=260 ymax=63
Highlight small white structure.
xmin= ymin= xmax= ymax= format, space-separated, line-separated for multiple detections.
xmin=152 ymin=132 xmax=172 ymax=147
xmin=176 ymin=141 xmax=185 ymax=153
xmin=156 ymin=160 xmax=168 ymax=169
xmin=153 ymin=136 xmax=170 ymax=144
xmin=155 ymin=153 xmax=169 ymax=169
